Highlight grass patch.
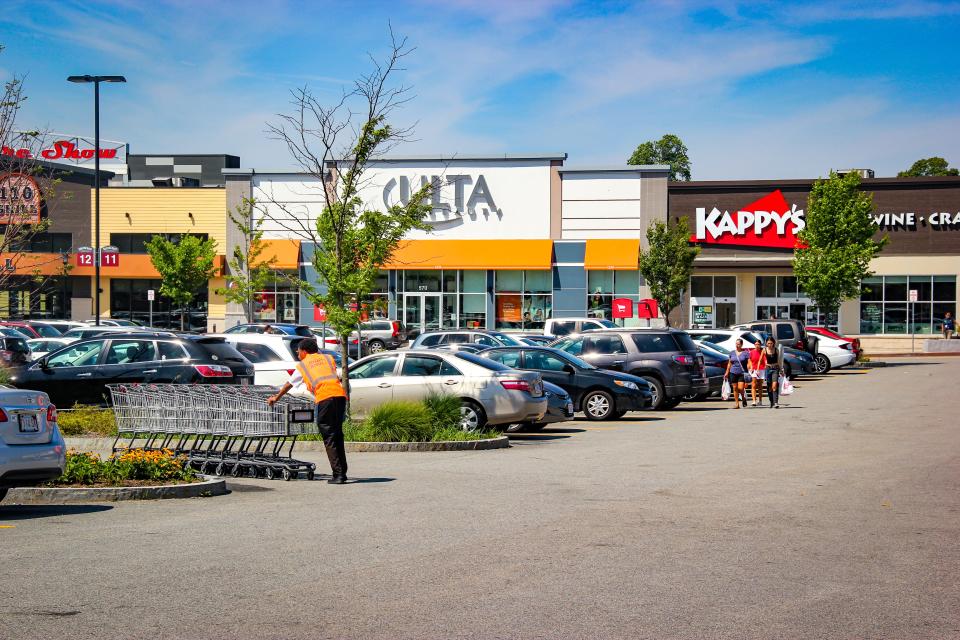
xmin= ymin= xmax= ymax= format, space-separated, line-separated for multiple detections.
xmin=57 ymin=405 xmax=118 ymax=437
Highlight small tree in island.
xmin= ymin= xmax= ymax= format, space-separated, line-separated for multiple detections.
xmin=638 ymin=218 xmax=700 ymax=327
xmin=146 ymin=234 xmax=218 ymax=331
xmin=793 ymin=172 xmax=888 ymax=324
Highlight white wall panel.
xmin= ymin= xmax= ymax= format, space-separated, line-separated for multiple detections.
xmin=561 ymin=173 xmax=643 ymax=200
xmin=562 ymin=217 xmax=643 ymax=230
xmin=561 ymin=229 xmax=641 ymax=239
xmin=562 ymin=199 xmax=641 ymax=221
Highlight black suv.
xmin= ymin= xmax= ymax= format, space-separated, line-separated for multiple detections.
xmin=8 ymin=334 xmax=254 ymax=407
xmin=550 ymin=329 xmax=709 ymax=410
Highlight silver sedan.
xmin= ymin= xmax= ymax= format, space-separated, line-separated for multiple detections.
xmin=348 ymin=349 xmax=547 ymax=430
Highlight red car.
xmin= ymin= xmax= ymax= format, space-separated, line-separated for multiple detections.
xmin=807 ymin=326 xmax=861 ymax=358
xmin=0 ymin=322 xmax=41 ymax=339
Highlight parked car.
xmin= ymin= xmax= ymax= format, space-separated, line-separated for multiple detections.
xmin=347 ymin=349 xmax=547 ymax=430
xmin=0 ymin=387 xmax=66 ymax=503
xmin=60 ymin=326 xmax=135 ymax=342
xmin=690 ymin=330 xmax=815 ymax=379
xmin=730 ymin=319 xmax=814 ymax=353
xmin=0 ymin=321 xmax=42 ymax=339
xmin=308 ymin=326 xmax=366 ymax=358
xmin=505 ymin=381 xmax=574 ymax=432
xmin=32 ymin=320 xmax=86 ymax=335
xmin=807 ymin=333 xmax=857 ymax=374
xmin=26 ymin=338 xmax=76 ymax=361
xmin=12 ymin=321 xmax=65 ymax=338
xmin=807 ymin=326 xmax=862 ymax=359
xmin=0 ymin=336 xmax=31 ymax=368
xmin=518 ymin=335 xmax=554 ymax=346
xmin=225 ymin=323 xmax=313 ymax=337
xmin=85 ymin=318 xmax=145 ymax=328
xmin=216 ymin=334 xmax=351 ymax=386
xmin=0 ymin=327 xmax=32 ymax=340
xmin=432 ymin=343 xmax=486 ymax=354
xmin=352 ymin=320 xmax=407 ymax=353
xmin=542 ymin=317 xmax=618 ymax=338
xmin=690 ymin=340 xmax=730 ymax=399
xmin=477 ymin=346 xmax=653 ymax=420
xmin=411 ymin=330 xmax=526 ymax=349
xmin=7 ymin=335 xmax=254 ymax=407
xmin=549 ymin=329 xmax=709 ymax=410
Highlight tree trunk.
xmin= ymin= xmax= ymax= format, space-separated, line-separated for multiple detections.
xmin=340 ymin=334 xmax=351 ymax=400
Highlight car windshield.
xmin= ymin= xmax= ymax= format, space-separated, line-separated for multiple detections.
xmin=700 ymin=340 xmax=730 ymax=355
xmin=672 ymin=332 xmax=699 ymax=352
xmin=744 ymin=332 xmax=766 ymax=344
xmin=489 ymin=332 xmax=525 ymax=346
xmin=31 ymin=324 xmax=62 ymax=337
xmin=550 ymin=349 xmax=596 ymax=370
xmin=597 ymin=319 xmax=618 ymax=328
xmin=454 ymin=351 xmax=511 ymax=372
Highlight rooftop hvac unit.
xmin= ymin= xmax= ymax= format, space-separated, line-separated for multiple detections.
xmin=835 ymin=168 xmax=875 ymax=179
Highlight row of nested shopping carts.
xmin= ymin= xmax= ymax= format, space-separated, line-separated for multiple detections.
xmin=108 ymin=384 xmax=319 ymax=481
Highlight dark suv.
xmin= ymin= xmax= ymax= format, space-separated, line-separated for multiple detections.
xmin=550 ymin=329 xmax=709 ymax=410
xmin=8 ymin=334 xmax=254 ymax=407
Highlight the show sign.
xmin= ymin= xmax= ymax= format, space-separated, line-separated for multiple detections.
xmin=0 ymin=173 xmax=42 ymax=224
xmin=2 ymin=134 xmax=127 ymax=164
xmin=691 ymin=190 xmax=806 ymax=249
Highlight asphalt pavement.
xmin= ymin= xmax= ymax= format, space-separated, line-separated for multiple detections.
xmin=2 ymin=358 xmax=959 ymax=639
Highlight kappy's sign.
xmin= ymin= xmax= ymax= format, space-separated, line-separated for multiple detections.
xmin=0 ymin=173 xmax=42 ymax=224
xmin=691 ymin=190 xmax=806 ymax=249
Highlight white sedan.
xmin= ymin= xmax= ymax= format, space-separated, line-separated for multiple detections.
xmin=0 ymin=387 xmax=66 ymax=503
xmin=26 ymin=338 xmax=76 ymax=361
xmin=809 ymin=333 xmax=857 ymax=373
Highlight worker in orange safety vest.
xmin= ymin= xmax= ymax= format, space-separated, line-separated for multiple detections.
xmin=268 ymin=337 xmax=349 ymax=484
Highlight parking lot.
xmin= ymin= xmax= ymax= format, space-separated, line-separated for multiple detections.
xmin=2 ymin=358 xmax=959 ymax=639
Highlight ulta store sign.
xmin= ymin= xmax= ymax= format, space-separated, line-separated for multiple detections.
xmin=382 ymin=174 xmax=499 ymax=223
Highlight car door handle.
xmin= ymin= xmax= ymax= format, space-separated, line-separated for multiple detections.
xmin=378 ymin=382 xmax=392 ymax=388
xmin=142 ymin=369 xmax=158 ymax=374
xmin=443 ymin=379 xmax=458 ymax=385
xmin=76 ymin=372 xmax=93 ymax=378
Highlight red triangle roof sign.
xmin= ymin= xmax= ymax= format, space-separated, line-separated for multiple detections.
xmin=689 ymin=189 xmax=808 ymax=249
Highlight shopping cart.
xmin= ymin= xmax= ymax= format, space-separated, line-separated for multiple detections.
xmin=108 ymin=384 xmax=318 ymax=481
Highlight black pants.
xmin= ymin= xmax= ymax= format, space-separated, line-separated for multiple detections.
xmin=316 ymin=396 xmax=348 ymax=478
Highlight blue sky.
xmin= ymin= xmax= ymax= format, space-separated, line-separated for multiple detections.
xmin=2 ymin=0 xmax=959 ymax=179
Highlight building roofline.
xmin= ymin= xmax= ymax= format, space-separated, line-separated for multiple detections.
xmin=559 ymin=164 xmax=669 ymax=174
xmin=669 ymin=176 xmax=960 ymax=189
xmin=24 ymin=159 xmax=116 ymax=179
xmin=365 ymin=152 xmax=568 ymax=162
xmin=132 ymin=153 xmax=241 ymax=158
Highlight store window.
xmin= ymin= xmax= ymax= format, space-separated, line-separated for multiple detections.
xmin=494 ymin=270 xmax=552 ymax=330
xmin=690 ymin=275 xmax=737 ymax=329
xmin=398 ymin=270 xmax=486 ymax=330
xmin=753 ymin=275 xmax=828 ymax=327
xmin=860 ymin=275 xmax=957 ymax=334
xmin=12 ymin=232 xmax=72 ymax=253
xmin=110 ymin=278 xmax=209 ymax=330
xmin=0 ymin=276 xmax=70 ymax=319
xmin=587 ymin=271 xmax=641 ymax=327
xmin=109 ymin=233 xmax=209 ymax=254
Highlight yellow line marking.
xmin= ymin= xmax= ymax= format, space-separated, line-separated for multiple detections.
xmin=0 ymin=525 xmax=15 ymax=529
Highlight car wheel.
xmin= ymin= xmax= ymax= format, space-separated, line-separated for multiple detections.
xmin=661 ymin=397 xmax=681 ymax=410
xmin=582 ymin=390 xmax=615 ymax=421
xmin=814 ymin=353 xmax=831 ymax=374
xmin=611 ymin=409 xmax=628 ymax=419
xmin=638 ymin=376 xmax=665 ymax=410
xmin=368 ymin=340 xmax=386 ymax=354
xmin=459 ymin=401 xmax=487 ymax=432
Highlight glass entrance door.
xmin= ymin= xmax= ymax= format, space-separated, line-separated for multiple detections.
xmin=403 ymin=294 xmax=442 ymax=333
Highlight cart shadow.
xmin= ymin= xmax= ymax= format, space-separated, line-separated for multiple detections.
xmin=0 ymin=504 xmax=113 ymax=521
xmin=307 ymin=476 xmax=396 ymax=484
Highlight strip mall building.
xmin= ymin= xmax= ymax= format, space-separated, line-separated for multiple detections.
xmin=225 ymin=156 xmax=960 ymax=350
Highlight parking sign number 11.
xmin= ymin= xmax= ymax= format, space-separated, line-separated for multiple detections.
xmin=101 ymin=252 xmax=119 ymax=267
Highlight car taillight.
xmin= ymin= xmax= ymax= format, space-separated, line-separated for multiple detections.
xmin=672 ymin=354 xmax=694 ymax=365
xmin=795 ymin=340 xmax=804 ymax=349
xmin=0 ymin=408 xmax=7 ymax=422
xmin=47 ymin=405 xmax=57 ymax=423
xmin=194 ymin=364 xmax=233 ymax=378
xmin=840 ymin=343 xmax=851 ymax=350
xmin=391 ymin=322 xmax=400 ymax=338
xmin=500 ymin=378 xmax=531 ymax=392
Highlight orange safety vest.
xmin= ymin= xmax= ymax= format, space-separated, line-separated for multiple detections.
xmin=296 ymin=353 xmax=347 ymax=402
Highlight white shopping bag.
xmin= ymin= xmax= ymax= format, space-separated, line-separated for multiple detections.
xmin=721 ymin=378 xmax=732 ymax=401
xmin=779 ymin=375 xmax=794 ymax=396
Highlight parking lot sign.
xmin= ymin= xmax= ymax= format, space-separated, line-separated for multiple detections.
xmin=909 ymin=289 xmax=918 ymax=302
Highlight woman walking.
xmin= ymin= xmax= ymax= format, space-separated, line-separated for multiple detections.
xmin=757 ymin=336 xmax=783 ymax=408
xmin=747 ymin=338 xmax=764 ymax=407
xmin=724 ymin=338 xmax=751 ymax=409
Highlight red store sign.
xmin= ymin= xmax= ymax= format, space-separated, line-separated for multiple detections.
xmin=1 ymin=140 xmax=118 ymax=161
xmin=690 ymin=189 xmax=807 ymax=249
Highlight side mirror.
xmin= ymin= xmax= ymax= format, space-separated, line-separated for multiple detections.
xmin=38 ymin=357 xmax=49 ymax=369
xmin=562 ymin=364 xmax=576 ymax=374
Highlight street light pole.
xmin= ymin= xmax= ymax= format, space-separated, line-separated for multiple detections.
xmin=67 ymin=75 xmax=125 ymax=326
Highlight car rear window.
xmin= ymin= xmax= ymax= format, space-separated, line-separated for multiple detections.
xmin=194 ymin=340 xmax=248 ymax=363
xmin=776 ymin=324 xmax=795 ymax=339
xmin=293 ymin=326 xmax=313 ymax=337
xmin=418 ymin=334 xmax=442 ymax=347
xmin=631 ymin=333 xmax=677 ymax=353
xmin=454 ymin=351 xmax=511 ymax=371
xmin=672 ymin=332 xmax=699 ymax=352
xmin=235 ymin=343 xmax=283 ymax=363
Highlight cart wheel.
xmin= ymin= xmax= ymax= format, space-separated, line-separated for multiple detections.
xmin=306 ymin=470 xmax=315 ymax=481
xmin=282 ymin=468 xmax=293 ymax=481
xmin=265 ymin=467 xmax=275 ymax=480
xmin=246 ymin=466 xmax=258 ymax=478
xmin=230 ymin=464 xmax=241 ymax=478
xmin=214 ymin=463 xmax=225 ymax=476
xmin=201 ymin=462 xmax=213 ymax=475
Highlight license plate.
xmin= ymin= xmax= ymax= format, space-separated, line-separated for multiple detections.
xmin=240 ymin=377 xmax=251 ymax=386
xmin=18 ymin=413 xmax=39 ymax=433
xmin=565 ymin=401 xmax=574 ymax=416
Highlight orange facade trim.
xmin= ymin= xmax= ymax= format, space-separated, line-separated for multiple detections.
xmin=583 ymin=239 xmax=640 ymax=270
xmin=383 ymin=239 xmax=553 ymax=270
xmin=2 ymin=252 xmax=226 ymax=278
xmin=252 ymin=239 xmax=301 ymax=270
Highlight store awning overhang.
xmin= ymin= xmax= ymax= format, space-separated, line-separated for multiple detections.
xmin=3 ymin=253 xmax=226 ymax=278
xmin=252 ymin=239 xmax=301 ymax=270
xmin=383 ymin=239 xmax=553 ymax=270
xmin=584 ymin=239 xmax=640 ymax=270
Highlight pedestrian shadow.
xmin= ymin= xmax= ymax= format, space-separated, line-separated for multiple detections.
xmin=0 ymin=504 xmax=113 ymax=521
xmin=305 ymin=476 xmax=395 ymax=484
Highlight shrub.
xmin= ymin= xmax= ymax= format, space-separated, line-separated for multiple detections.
xmin=52 ymin=449 xmax=196 ymax=486
xmin=362 ymin=401 xmax=434 ymax=442
xmin=56 ymin=405 xmax=117 ymax=437
xmin=422 ymin=393 xmax=462 ymax=432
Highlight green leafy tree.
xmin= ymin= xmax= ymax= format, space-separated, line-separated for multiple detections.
xmin=793 ymin=171 xmax=888 ymax=317
xmin=216 ymin=197 xmax=277 ymax=322
xmin=267 ymin=31 xmax=433 ymax=392
xmin=897 ymin=157 xmax=959 ymax=177
xmin=145 ymin=234 xmax=218 ymax=330
xmin=628 ymin=134 xmax=692 ymax=181
xmin=638 ymin=218 xmax=700 ymax=326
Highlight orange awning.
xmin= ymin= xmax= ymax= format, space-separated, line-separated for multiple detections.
xmin=1 ymin=253 xmax=225 ymax=278
xmin=383 ymin=239 xmax=553 ymax=270
xmin=584 ymin=239 xmax=640 ymax=270
xmin=252 ymin=239 xmax=301 ymax=270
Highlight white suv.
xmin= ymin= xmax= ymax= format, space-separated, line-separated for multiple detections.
xmin=0 ymin=387 xmax=65 ymax=503
xmin=214 ymin=334 xmax=348 ymax=386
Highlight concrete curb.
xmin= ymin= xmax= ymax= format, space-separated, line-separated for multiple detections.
xmin=6 ymin=476 xmax=227 ymax=504
xmin=65 ymin=436 xmax=511 ymax=454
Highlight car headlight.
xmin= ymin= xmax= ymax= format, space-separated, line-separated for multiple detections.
xmin=614 ymin=380 xmax=639 ymax=390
